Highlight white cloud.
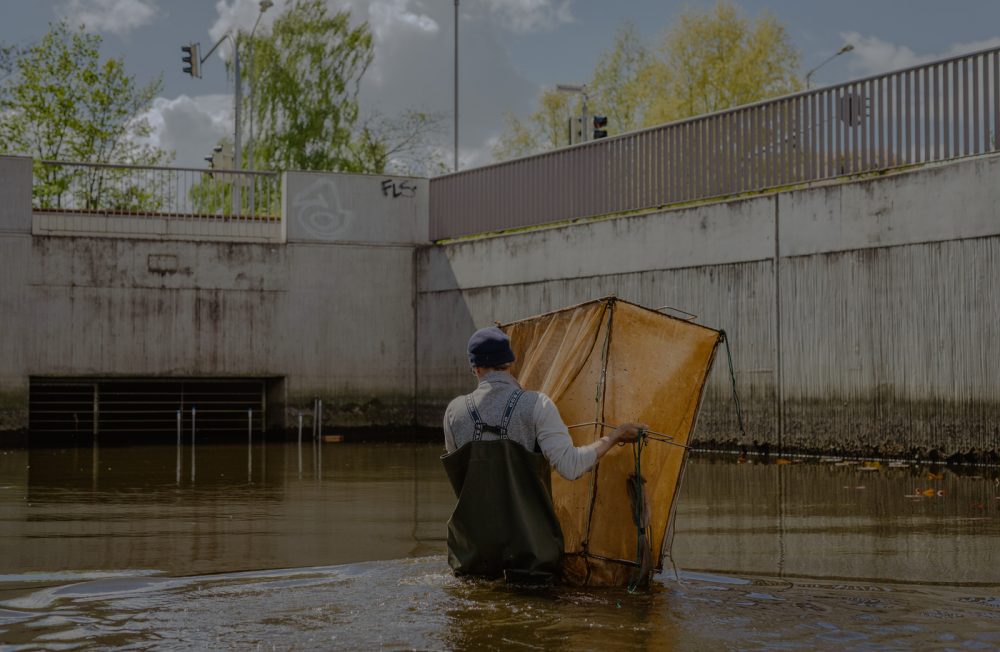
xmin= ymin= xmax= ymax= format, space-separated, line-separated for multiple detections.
xmin=369 ymin=0 xmax=438 ymax=39
xmin=480 ymin=0 xmax=573 ymax=34
xmin=141 ymin=94 xmax=234 ymax=168
xmin=942 ymin=37 xmax=1000 ymax=59
xmin=209 ymin=0 xmax=283 ymax=47
xmin=62 ymin=0 xmax=158 ymax=36
xmin=840 ymin=32 xmax=1000 ymax=77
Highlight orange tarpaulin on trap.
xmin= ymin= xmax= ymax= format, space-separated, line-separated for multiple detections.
xmin=502 ymin=297 xmax=722 ymax=587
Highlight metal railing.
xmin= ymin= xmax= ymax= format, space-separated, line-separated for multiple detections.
xmin=32 ymin=160 xmax=281 ymax=220
xmin=430 ymin=46 xmax=1000 ymax=240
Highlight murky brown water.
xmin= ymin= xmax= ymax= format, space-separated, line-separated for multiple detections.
xmin=0 ymin=441 xmax=998 ymax=649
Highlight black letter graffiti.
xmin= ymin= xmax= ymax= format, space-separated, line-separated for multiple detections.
xmin=381 ymin=179 xmax=417 ymax=199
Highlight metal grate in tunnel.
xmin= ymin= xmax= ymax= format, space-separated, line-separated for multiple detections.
xmin=29 ymin=378 xmax=266 ymax=440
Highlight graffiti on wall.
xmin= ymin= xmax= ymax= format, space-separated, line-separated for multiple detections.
xmin=292 ymin=177 xmax=354 ymax=240
xmin=381 ymin=179 xmax=417 ymax=199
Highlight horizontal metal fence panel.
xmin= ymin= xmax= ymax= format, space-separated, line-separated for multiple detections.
xmin=430 ymin=46 xmax=1000 ymax=241
xmin=32 ymin=161 xmax=281 ymax=221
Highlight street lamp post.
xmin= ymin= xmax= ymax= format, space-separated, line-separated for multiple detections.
xmin=556 ymin=84 xmax=588 ymax=145
xmin=453 ymin=0 xmax=459 ymax=172
xmin=248 ymin=0 xmax=273 ymax=172
xmin=805 ymin=43 xmax=855 ymax=89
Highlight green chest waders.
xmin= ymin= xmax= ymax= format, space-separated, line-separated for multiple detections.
xmin=441 ymin=389 xmax=564 ymax=582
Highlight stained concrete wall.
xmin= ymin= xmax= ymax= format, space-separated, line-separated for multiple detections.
xmin=4 ymin=152 xmax=999 ymax=454
xmin=417 ymin=154 xmax=1000 ymax=455
xmin=0 ymin=160 xmax=428 ymax=433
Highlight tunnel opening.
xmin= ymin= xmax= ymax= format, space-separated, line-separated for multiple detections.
xmin=29 ymin=377 xmax=279 ymax=444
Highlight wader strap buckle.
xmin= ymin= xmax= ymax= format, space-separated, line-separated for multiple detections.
xmin=464 ymin=389 xmax=524 ymax=441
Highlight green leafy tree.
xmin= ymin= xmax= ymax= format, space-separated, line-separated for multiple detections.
xmin=237 ymin=0 xmax=443 ymax=176
xmin=0 ymin=22 xmax=169 ymax=209
xmin=644 ymin=1 xmax=801 ymax=124
xmin=492 ymin=1 xmax=801 ymax=161
xmin=239 ymin=0 xmax=372 ymax=172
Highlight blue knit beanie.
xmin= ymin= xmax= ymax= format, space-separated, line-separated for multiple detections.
xmin=467 ymin=326 xmax=515 ymax=368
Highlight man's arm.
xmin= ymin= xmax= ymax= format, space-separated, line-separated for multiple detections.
xmin=534 ymin=393 xmax=643 ymax=480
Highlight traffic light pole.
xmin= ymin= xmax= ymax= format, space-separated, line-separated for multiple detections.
xmin=233 ymin=47 xmax=242 ymax=214
xmin=556 ymin=84 xmax=588 ymax=145
xmin=190 ymin=32 xmax=242 ymax=214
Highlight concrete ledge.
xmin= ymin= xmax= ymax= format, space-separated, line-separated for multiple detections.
xmin=781 ymin=153 xmax=1000 ymax=257
xmin=33 ymin=212 xmax=284 ymax=243
xmin=419 ymin=195 xmax=775 ymax=293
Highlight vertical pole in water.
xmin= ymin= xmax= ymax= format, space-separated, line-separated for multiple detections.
xmin=91 ymin=432 xmax=99 ymax=492
xmin=191 ymin=406 xmax=197 ymax=483
xmin=176 ymin=409 xmax=182 ymax=485
xmin=317 ymin=399 xmax=323 ymax=479
xmin=297 ymin=412 xmax=303 ymax=478
xmin=312 ymin=398 xmax=318 ymax=441
xmin=247 ymin=408 xmax=253 ymax=483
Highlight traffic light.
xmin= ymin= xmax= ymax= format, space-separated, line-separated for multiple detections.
xmin=593 ymin=115 xmax=608 ymax=139
xmin=181 ymin=43 xmax=201 ymax=79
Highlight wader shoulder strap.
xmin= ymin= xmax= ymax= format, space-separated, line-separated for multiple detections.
xmin=465 ymin=394 xmax=486 ymax=440
xmin=464 ymin=389 xmax=525 ymax=440
xmin=499 ymin=389 xmax=524 ymax=437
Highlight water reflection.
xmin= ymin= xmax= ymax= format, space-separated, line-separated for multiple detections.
xmin=672 ymin=456 xmax=1000 ymax=585
xmin=8 ymin=442 xmax=453 ymax=577
xmin=0 ymin=443 xmax=998 ymax=648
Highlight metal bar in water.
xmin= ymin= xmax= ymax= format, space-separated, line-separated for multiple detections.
xmin=191 ymin=406 xmax=196 ymax=483
xmin=91 ymin=437 xmax=99 ymax=492
xmin=312 ymin=398 xmax=318 ymax=441
xmin=176 ymin=409 xmax=181 ymax=485
xmin=317 ymin=399 xmax=324 ymax=480
xmin=247 ymin=408 xmax=253 ymax=483
xmin=297 ymin=412 xmax=303 ymax=478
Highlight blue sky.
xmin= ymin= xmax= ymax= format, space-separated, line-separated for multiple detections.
xmin=2 ymin=0 xmax=1000 ymax=170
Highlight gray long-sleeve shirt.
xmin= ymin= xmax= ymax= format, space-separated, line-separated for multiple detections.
xmin=443 ymin=371 xmax=601 ymax=480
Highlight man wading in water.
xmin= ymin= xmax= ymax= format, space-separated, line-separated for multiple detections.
xmin=441 ymin=326 xmax=644 ymax=583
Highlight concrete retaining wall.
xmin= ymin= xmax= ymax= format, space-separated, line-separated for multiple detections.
xmin=3 ymin=151 xmax=999 ymax=455
xmin=417 ymin=154 xmax=1000 ymax=455
xmin=0 ymin=161 xmax=428 ymax=433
